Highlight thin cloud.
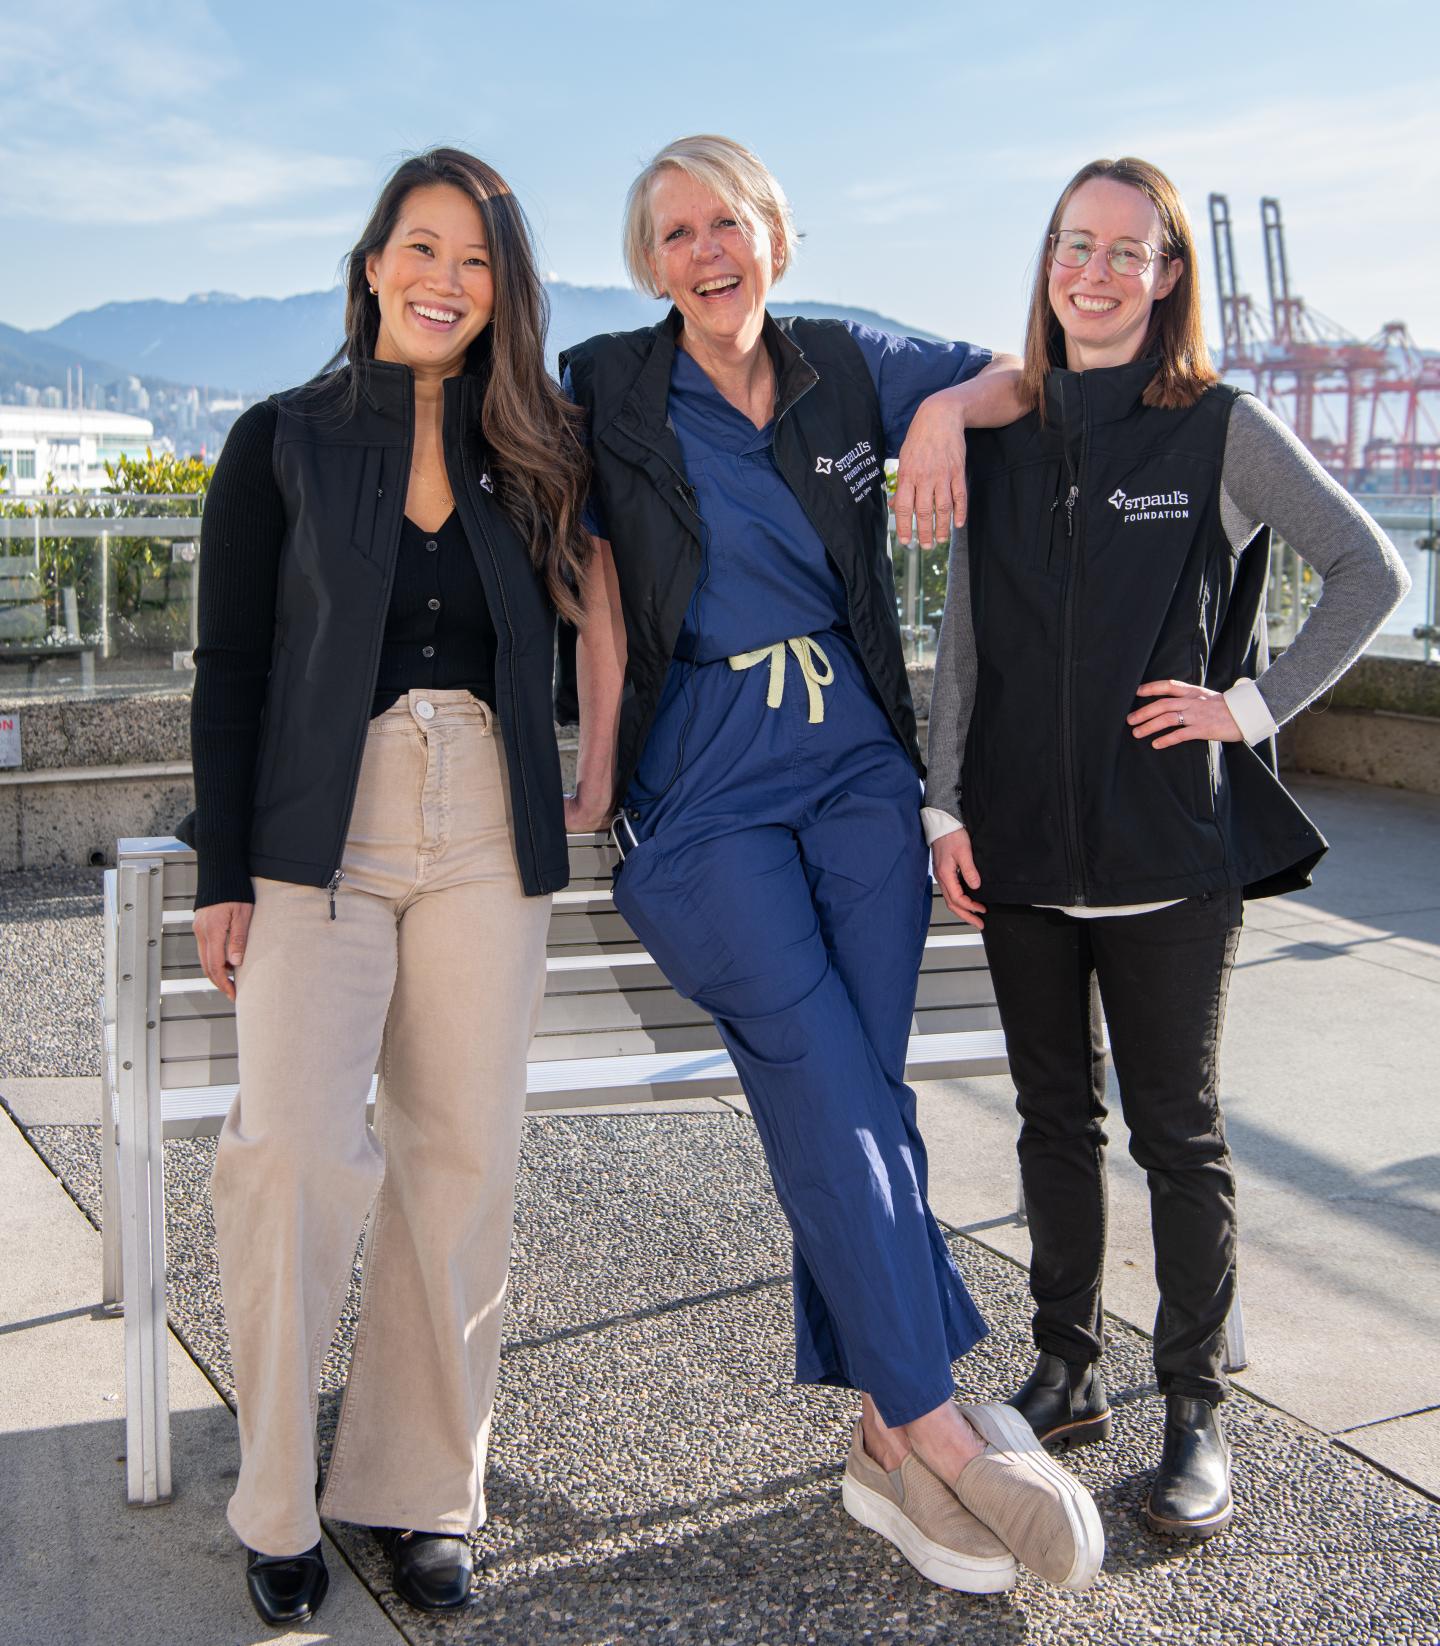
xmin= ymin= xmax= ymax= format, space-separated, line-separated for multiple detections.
xmin=206 ymin=212 xmax=364 ymax=244
xmin=984 ymin=87 xmax=1439 ymax=203
xmin=0 ymin=3 xmax=365 ymax=226
xmin=0 ymin=128 xmax=368 ymax=226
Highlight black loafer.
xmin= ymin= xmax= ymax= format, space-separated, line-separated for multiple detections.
xmin=1008 ymin=1350 xmax=1113 ymax=1450
xmin=375 ymin=1528 xmax=475 ymax=1612
xmin=245 ymin=1542 xmax=329 ymax=1627
xmin=1145 ymin=1394 xmax=1233 ymax=1539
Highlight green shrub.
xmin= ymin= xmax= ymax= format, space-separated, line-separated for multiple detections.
xmin=0 ymin=450 xmax=214 ymax=643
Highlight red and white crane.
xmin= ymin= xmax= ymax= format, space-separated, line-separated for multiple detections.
xmin=1208 ymin=194 xmax=1440 ymax=495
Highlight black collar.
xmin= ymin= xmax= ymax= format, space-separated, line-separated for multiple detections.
xmin=1043 ymin=357 xmax=1160 ymax=428
xmin=614 ymin=307 xmax=818 ymax=436
xmin=352 ymin=334 xmax=493 ymax=420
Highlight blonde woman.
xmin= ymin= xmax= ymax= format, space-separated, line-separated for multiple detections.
xmin=563 ymin=134 xmax=1105 ymax=1596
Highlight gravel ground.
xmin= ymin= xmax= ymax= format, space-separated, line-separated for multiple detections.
xmin=0 ymin=867 xmax=106 ymax=1078
xmin=26 ymin=1116 xmax=1440 ymax=1646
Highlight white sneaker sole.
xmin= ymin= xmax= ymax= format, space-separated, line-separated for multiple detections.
xmin=960 ymin=1401 xmax=1106 ymax=1590
xmin=841 ymin=1472 xmax=1018 ymax=1594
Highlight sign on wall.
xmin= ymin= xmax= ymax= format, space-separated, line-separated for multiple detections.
xmin=0 ymin=712 xmax=19 ymax=769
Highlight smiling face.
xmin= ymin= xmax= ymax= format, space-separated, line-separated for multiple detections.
xmin=646 ymin=167 xmax=777 ymax=354
xmin=364 ymin=182 xmax=495 ymax=376
xmin=1048 ymin=177 xmax=1181 ymax=371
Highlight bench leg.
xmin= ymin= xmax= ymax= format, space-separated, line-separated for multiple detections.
xmin=1223 ymin=1289 xmax=1249 ymax=1375
xmin=1013 ymin=1164 xmax=1028 ymax=1227
xmin=116 ymin=862 xmax=172 ymax=1505
xmin=100 ymin=1076 xmax=122 ymax=1310
xmin=101 ymin=880 xmax=123 ymax=1309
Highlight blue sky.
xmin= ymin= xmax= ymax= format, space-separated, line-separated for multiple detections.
xmin=4 ymin=0 xmax=1438 ymax=352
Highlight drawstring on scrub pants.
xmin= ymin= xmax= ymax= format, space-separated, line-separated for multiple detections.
xmin=728 ymin=636 xmax=835 ymax=723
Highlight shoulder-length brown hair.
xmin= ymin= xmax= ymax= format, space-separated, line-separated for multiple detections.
xmin=321 ymin=148 xmax=591 ymax=621
xmin=1020 ymin=156 xmax=1218 ymax=419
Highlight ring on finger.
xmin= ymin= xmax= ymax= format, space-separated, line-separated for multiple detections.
xmin=1176 ymin=710 xmax=1185 ymax=728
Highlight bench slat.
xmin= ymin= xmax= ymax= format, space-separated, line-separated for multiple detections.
xmin=146 ymin=1027 xmax=1013 ymax=1136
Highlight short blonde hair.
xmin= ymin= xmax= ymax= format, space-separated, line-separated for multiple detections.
xmin=622 ymin=134 xmax=799 ymax=298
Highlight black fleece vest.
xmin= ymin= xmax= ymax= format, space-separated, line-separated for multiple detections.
xmin=562 ymin=311 xmax=918 ymax=805
xmin=961 ymin=361 xmax=1325 ymax=905
xmin=235 ymin=361 xmax=568 ymax=897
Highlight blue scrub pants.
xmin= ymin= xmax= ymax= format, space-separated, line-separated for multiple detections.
xmin=614 ymin=635 xmax=987 ymax=1426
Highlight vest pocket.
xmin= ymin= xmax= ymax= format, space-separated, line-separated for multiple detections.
xmin=350 ymin=448 xmax=386 ymax=558
xmin=251 ymin=643 xmax=294 ymax=810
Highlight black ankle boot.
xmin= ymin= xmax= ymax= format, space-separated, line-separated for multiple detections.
xmin=1007 ymin=1351 xmax=1112 ymax=1449
xmin=375 ymin=1528 xmax=475 ymax=1612
xmin=1145 ymin=1394 xmax=1233 ymax=1538
xmin=245 ymin=1542 xmax=329 ymax=1627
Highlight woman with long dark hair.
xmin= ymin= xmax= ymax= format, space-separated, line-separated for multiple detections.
xmin=927 ymin=156 xmax=1408 ymax=1539
xmin=184 ymin=148 xmax=597 ymax=1625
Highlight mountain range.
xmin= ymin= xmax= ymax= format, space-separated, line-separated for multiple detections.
xmin=5 ymin=287 xmax=938 ymax=400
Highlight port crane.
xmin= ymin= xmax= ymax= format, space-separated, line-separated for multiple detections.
xmin=1208 ymin=194 xmax=1440 ymax=493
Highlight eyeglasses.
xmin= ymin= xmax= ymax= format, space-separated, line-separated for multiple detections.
xmin=1049 ymin=230 xmax=1163 ymax=276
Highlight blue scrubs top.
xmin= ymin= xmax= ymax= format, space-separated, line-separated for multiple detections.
xmin=573 ymin=321 xmax=991 ymax=661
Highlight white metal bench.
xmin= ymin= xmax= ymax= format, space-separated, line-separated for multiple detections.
xmin=100 ymin=833 xmax=1013 ymax=1505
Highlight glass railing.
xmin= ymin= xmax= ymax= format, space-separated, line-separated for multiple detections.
xmin=2 ymin=488 xmax=1433 ymax=701
xmin=889 ymin=491 xmax=1440 ymax=668
xmin=1267 ymin=494 xmax=1438 ymax=663
xmin=0 ymin=494 xmax=204 ymax=698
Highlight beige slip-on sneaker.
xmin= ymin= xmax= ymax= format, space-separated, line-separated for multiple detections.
xmin=842 ymin=1422 xmax=1017 ymax=1594
xmin=952 ymin=1401 xmax=1105 ymax=1590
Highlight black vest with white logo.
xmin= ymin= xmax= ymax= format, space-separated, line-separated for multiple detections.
xmin=562 ymin=311 xmax=917 ymax=805
xmin=198 ymin=361 xmax=569 ymax=898
xmin=961 ymin=360 xmax=1326 ymax=905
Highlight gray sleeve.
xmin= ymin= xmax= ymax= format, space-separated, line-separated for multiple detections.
xmin=922 ymin=526 xmax=976 ymax=819
xmin=1220 ymin=396 xmax=1411 ymax=726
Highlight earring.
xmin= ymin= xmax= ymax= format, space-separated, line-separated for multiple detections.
xmin=369 ymin=285 xmax=378 ymax=295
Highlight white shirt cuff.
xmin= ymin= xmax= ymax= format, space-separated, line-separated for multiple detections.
xmin=1223 ymin=677 xmax=1279 ymax=746
xmin=921 ymin=806 xmax=964 ymax=845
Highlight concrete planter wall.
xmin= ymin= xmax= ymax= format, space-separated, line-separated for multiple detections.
xmin=2 ymin=656 xmax=1435 ymax=873
xmin=1274 ymin=655 xmax=1440 ymax=798
xmin=0 ymin=692 xmax=194 ymax=873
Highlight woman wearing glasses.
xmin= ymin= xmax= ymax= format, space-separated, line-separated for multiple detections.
xmin=926 ymin=156 xmax=1408 ymax=1538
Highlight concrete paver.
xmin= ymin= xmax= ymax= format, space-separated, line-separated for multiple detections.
xmin=0 ymin=1076 xmax=100 ymax=1126
xmin=1341 ymin=1409 xmax=1440 ymax=1498
xmin=0 ymin=1107 xmax=405 ymax=1646
xmin=1259 ymin=911 xmax=1440 ymax=985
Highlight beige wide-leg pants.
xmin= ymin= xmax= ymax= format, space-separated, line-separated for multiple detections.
xmin=211 ymin=690 xmax=551 ymax=1556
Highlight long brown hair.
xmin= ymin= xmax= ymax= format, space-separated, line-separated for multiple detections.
xmin=1020 ymin=156 xmax=1218 ymax=419
xmin=322 ymin=148 xmax=591 ymax=621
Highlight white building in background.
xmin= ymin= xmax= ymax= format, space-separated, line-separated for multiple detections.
xmin=0 ymin=407 xmax=155 ymax=497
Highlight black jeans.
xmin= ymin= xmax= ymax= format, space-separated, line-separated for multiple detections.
xmin=981 ymin=892 xmax=1243 ymax=1404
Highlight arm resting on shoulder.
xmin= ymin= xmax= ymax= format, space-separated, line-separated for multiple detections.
xmin=928 ymin=352 xmax=1026 ymax=430
xmin=893 ymin=354 xmax=1024 ymax=546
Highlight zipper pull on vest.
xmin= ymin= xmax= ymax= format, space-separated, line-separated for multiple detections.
xmin=1054 ymin=483 xmax=1080 ymax=539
